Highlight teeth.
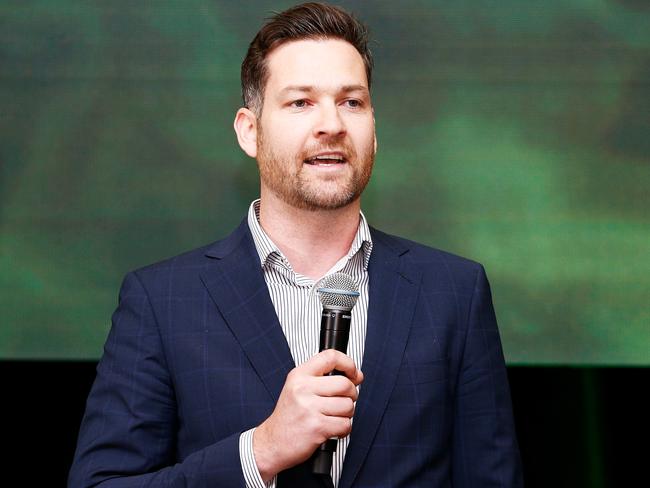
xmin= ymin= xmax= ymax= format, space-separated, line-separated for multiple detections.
xmin=312 ymin=155 xmax=344 ymax=162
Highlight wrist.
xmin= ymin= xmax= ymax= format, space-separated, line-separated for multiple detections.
xmin=253 ymin=423 xmax=281 ymax=483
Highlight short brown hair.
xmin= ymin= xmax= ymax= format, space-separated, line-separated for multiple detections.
xmin=241 ymin=2 xmax=373 ymax=114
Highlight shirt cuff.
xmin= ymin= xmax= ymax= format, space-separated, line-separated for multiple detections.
xmin=239 ymin=428 xmax=277 ymax=488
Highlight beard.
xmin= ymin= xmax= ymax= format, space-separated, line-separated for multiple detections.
xmin=256 ymin=127 xmax=375 ymax=211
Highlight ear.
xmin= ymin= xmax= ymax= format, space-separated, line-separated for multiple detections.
xmin=233 ymin=107 xmax=258 ymax=158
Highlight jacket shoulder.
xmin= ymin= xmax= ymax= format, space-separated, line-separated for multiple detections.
xmin=126 ymin=219 xmax=251 ymax=291
xmin=370 ymin=227 xmax=486 ymax=287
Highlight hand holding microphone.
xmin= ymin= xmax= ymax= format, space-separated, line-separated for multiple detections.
xmin=252 ymin=273 xmax=361 ymax=483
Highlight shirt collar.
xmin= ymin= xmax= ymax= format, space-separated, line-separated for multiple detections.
xmin=247 ymin=199 xmax=373 ymax=271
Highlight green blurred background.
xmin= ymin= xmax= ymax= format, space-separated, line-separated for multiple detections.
xmin=1 ymin=0 xmax=648 ymax=363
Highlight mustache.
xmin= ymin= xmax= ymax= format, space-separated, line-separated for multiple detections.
xmin=300 ymin=143 xmax=356 ymax=161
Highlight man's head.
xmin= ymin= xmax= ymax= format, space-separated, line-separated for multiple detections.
xmin=234 ymin=3 xmax=377 ymax=211
xmin=241 ymin=2 xmax=373 ymax=116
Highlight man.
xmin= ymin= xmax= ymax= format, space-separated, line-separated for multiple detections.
xmin=69 ymin=3 xmax=523 ymax=487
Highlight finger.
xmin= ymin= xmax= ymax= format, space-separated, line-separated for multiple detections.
xmin=320 ymin=415 xmax=353 ymax=440
xmin=304 ymin=349 xmax=360 ymax=380
xmin=311 ymin=375 xmax=359 ymax=401
xmin=318 ymin=396 xmax=355 ymax=418
xmin=350 ymin=367 xmax=364 ymax=386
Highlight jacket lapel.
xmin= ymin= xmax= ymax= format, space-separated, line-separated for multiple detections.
xmin=200 ymin=219 xmax=295 ymax=402
xmin=339 ymin=229 xmax=422 ymax=488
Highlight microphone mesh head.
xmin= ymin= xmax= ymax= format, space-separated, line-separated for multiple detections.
xmin=316 ymin=272 xmax=360 ymax=310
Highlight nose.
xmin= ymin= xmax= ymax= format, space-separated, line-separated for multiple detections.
xmin=314 ymin=101 xmax=346 ymax=138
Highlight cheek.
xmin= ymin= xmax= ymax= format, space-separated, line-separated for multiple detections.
xmin=351 ymin=118 xmax=375 ymax=146
xmin=355 ymin=129 xmax=376 ymax=154
xmin=267 ymin=125 xmax=305 ymax=153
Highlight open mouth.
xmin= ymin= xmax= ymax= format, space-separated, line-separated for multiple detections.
xmin=304 ymin=154 xmax=347 ymax=165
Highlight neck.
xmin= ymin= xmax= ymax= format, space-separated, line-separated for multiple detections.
xmin=258 ymin=190 xmax=361 ymax=281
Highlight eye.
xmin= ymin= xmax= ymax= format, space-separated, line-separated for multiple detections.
xmin=344 ymin=99 xmax=362 ymax=109
xmin=290 ymin=99 xmax=308 ymax=108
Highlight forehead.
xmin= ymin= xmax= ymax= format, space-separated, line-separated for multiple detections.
xmin=264 ymin=38 xmax=368 ymax=94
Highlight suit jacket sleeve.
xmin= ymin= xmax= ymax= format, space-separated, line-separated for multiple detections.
xmin=68 ymin=271 xmax=245 ymax=488
xmin=451 ymin=265 xmax=523 ymax=487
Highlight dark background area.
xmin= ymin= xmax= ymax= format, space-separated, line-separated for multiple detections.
xmin=4 ymin=361 xmax=646 ymax=487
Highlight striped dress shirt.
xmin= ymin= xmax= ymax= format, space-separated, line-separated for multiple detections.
xmin=239 ymin=199 xmax=372 ymax=488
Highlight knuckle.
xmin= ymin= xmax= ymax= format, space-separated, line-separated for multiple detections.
xmin=338 ymin=379 xmax=352 ymax=396
xmin=346 ymin=398 xmax=355 ymax=415
xmin=290 ymin=380 xmax=309 ymax=400
xmin=306 ymin=414 xmax=321 ymax=433
xmin=313 ymin=418 xmax=329 ymax=443
xmin=322 ymin=349 xmax=338 ymax=368
xmin=328 ymin=375 xmax=343 ymax=389
xmin=340 ymin=418 xmax=352 ymax=436
xmin=305 ymin=396 xmax=319 ymax=412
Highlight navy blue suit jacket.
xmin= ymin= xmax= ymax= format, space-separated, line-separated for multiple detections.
xmin=69 ymin=219 xmax=523 ymax=487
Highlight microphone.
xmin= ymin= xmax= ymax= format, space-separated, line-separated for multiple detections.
xmin=311 ymin=272 xmax=360 ymax=476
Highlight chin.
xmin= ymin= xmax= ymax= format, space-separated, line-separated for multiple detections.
xmin=296 ymin=190 xmax=358 ymax=211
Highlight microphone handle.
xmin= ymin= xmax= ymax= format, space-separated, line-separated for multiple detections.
xmin=312 ymin=307 xmax=352 ymax=476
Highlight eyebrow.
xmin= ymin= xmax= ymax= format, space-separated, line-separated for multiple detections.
xmin=279 ymin=84 xmax=369 ymax=96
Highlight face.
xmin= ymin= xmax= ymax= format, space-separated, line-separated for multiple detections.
xmin=242 ymin=38 xmax=376 ymax=211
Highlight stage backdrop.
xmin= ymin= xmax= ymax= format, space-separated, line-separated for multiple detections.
xmin=1 ymin=0 xmax=648 ymax=364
